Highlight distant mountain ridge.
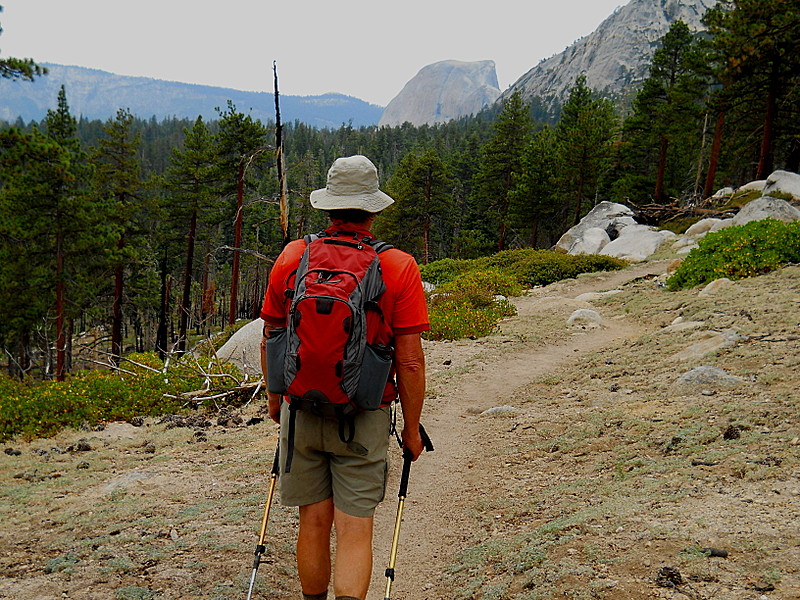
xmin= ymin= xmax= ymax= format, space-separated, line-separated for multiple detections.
xmin=0 ymin=64 xmax=384 ymax=128
xmin=503 ymin=0 xmax=718 ymax=111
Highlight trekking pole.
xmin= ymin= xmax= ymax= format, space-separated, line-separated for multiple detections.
xmin=384 ymin=424 xmax=434 ymax=600
xmin=246 ymin=441 xmax=280 ymax=600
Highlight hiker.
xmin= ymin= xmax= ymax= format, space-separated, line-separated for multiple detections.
xmin=259 ymin=155 xmax=429 ymax=600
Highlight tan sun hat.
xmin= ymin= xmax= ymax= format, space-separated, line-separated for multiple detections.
xmin=309 ymin=155 xmax=395 ymax=212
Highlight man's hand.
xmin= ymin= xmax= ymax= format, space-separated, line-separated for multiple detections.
xmin=401 ymin=425 xmax=424 ymax=461
xmin=268 ymin=393 xmax=282 ymax=424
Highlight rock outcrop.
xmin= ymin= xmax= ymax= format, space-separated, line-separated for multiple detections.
xmin=502 ymin=0 xmax=717 ymax=113
xmin=217 ymin=319 xmax=264 ymax=376
xmin=732 ymin=197 xmax=800 ymax=226
xmin=379 ymin=60 xmax=500 ymax=127
xmin=557 ymin=169 xmax=800 ymax=263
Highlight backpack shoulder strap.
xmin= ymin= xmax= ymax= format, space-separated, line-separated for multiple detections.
xmin=303 ymin=232 xmax=323 ymax=245
xmin=367 ymin=238 xmax=394 ymax=254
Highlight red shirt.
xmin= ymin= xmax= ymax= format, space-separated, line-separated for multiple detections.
xmin=260 ymin=223 xmax=430 ymax=337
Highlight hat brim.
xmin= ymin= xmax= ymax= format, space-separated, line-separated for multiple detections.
xmin=309 ymin=188 xmax=394 ymax=212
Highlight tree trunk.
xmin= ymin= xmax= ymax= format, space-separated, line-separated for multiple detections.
xmin=228 ymin=161 xmax=244 ymax=325
xmin=423 ymin=175 xmax=432 ymax=264
xmin=55 ymin=227 xmax=66 ymax=382
xmin=13 ymin=330 xmax=31 ymax=378
xmin=498 ymin=220 xmax=507 ymax=252
xmin=655 ymin=135 xmax=668 ymax=202
xmin=178 ymin=209 xmax=198 ymax=353
xmin=111 ymin=234 xmax=124 ymax=364
xmin=156 ymin=248 xmax=169 ymax=358
xmin=530 ymin=220 xmax=540 ymax=249
xmin=66 ymin=318 xmax=74 ymax=373
xmin=756 ymin=70 xmax=779 ymax=180
xmin=201 ymin=240 xmax=212 ymax=336
xmin=703 ymin=111 xmax=726 ymax=200
xmin=573 ymin=172 xmax=586 ymax=226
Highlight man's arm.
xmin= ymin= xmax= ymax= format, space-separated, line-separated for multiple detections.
xmin=394 ymin=332 xmax=426 ymax=460
xmin=260 ymin=322 xmax=283 ymax=424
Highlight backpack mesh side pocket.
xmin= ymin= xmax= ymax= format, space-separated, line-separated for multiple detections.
xmin=354 ymin=343 xmax=392 ymax=410
xmin=265 ymin=327 xmax=288 ymax=394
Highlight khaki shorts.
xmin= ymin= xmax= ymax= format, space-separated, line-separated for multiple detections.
xmin=278 ymin=402 xmax=391 ymax=518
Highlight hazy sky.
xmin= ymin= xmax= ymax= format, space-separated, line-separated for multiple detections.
xmin=1 ymin=0 xmax=624 ymax=107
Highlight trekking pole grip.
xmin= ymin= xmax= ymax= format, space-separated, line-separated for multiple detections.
xmin=419 ymin=423 xmax=434 ymax=452
xmin=399 ymin=424 xmax=433 ymax=497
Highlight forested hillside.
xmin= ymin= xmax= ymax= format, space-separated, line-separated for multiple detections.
xmin=1 ymin=0 xmax=798 ymax=381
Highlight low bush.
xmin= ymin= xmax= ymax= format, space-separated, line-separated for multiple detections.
xmin=425 ymin=270 xmax=520 ymax=341
xmin=421 ymin=250 xmax=626 ymax=340
xmin=667 ymin=219 xmax=800 ymax=290
xmin=418 ymin=257 xmax=476 ymax=285
xmin=420 ymin=249 xmax=626 ymax=288
xmin=0 ymin=352 xmax=241 ymax=442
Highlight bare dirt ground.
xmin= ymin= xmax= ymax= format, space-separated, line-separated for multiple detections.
xmin=2 ymin=259 xmax=798 ymax=600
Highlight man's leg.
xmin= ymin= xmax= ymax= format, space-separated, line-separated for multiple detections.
xmin=298 ymin=498 xmax=335 ymax=597
xmin=332 ymin=507 xmax=374 ymax=600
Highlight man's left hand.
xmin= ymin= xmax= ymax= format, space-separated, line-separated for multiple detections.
xmin=401 ymin=426 xmax=424 ymax=461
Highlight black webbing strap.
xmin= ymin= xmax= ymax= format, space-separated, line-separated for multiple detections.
xmin=284 ymin=403 xmax=299 ymax=473
xmin=338 ymin=410 xmax=356 ymax=444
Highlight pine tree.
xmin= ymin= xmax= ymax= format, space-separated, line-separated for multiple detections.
xmin=216 ymin=101 xmax=269 ymax=325
xmin=377 ymin=148 xmax=455 ymax=264
xmin=163 ymin=117 xmax=219 ymax=353
xmin=92 ymin=108 xmax=144 ymax=363
xmin=705 ymin=0 xmax=800 ymax=179
xmin=508 ymin=127 xmax=560 ymax=248
xmin=0 ymin=90 xmax=107 ymax=379
xmin=42 ymin=87 xmax=107 ymax=379
xmin=471 ymin=92 xmax=533 ymax=250
xmin=556 ymin=76 xmax=619 ymax=226
xmin=616 ymin=21 xmax=709 ymax=203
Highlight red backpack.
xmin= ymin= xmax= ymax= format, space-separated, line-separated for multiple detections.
xmin=266 ymin=230 xmax=394 ymax=471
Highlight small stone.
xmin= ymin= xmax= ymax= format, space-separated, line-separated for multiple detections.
xmin=4 ymin=447 xmax=21 ymax=456
xmin=723 ymin=425 xmax=741 ymax=440
xmin=77 ymin=461 xmax=90 ymax=470
xmin=75 ymin=440 xmax=92 ymax=452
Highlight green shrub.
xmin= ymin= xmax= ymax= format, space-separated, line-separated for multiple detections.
xmin=422 ymin=249 xmax=626 ymax=288
xmin=667 ymin=219 xmax=800 ymax=290
xmin=506 ymin=252 xmax=627 ymax=287
xmin=0 ymin=352 xmax=242 ymax=442
xmin=421 ymin=250 xmax=626 ymax=340
xmin=426 ymin=270 xmax=519 ymax=340
xmin=435 ymin=270 xmax=523 ymax=304
xmin=426 ymin=298 xmax=513 ymax=341
xmin=419 ymin=258 xmax=477 ymax=285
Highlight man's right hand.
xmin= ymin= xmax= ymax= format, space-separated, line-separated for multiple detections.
xmin=268 ymin=393 xmax=282 ymax=424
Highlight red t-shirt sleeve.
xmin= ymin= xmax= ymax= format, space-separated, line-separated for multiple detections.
xmin=259 ymin=240 xmax=305 ymax=326
xmin=380 ymin=249 xmax=430 ymax=335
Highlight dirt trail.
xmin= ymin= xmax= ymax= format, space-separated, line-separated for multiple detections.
xmin=370 ymin=261 xmax=668 ymax=599
xmin=4 ymin=259 xmax=798 ymax=600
